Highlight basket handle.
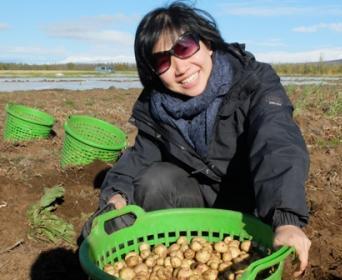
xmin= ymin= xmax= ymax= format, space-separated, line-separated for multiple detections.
xmin=92 ymin=205 xmax=146 ymax=236
xmin=240 ymin=246 xmax=295 ymax=279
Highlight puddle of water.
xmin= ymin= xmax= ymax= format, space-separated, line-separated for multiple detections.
xmin=0 ymin=75 xmax=341 ymax=92
xmin=280 ymin=76 xmax=342 ymax=85
xmin=0 ymin=76 xmax=142 ymax=92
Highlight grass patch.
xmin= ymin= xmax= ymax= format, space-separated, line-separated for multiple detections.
xmin=314 ymin=137 xmax=341 ymax=148
xmin=286 ymin=84 xmax=342 ymax=117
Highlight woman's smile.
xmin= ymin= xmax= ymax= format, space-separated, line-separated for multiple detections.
xmin=180 ymin=71 xmax=199 ymax=86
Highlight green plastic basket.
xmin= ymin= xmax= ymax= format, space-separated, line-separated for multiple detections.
xmin=79 ymin=205 xmax=294 ymax=280
xmin=61 ymin=115 xmax=127 ymax=167
xmin=3 ymin=103 xmax=55 ymax=142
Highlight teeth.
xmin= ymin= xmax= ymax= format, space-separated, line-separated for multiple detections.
xmin=182 ymin=72 xmax=198 ymax=84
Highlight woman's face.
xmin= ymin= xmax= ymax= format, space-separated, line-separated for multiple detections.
xmin=152 ymin=32 xmax=213 ymax=97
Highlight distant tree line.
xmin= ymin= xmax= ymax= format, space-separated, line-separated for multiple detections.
xmin=0 ymin=61 xmax=341 ymax=75
xmin=272 ymin=61 xmax=342 ymax=76
xmin=0 ymin=62 xmax=137 ymax=72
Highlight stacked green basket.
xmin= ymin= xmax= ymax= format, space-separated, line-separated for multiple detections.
xmin=79 ymin=205 xmax=294 ymax=280
xmin=4 ymin=103 xmax=55 ymax=142
xmin=61 ymin=115 xmax=127 ymax=167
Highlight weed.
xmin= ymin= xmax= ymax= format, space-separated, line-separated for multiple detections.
xmin=27 ymin=185 xmax=75 ymax=245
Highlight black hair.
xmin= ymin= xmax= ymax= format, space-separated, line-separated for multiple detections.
xmin=134 ymin=1 xmax=227 ymax=88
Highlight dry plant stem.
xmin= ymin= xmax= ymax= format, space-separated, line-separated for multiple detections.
xmin=0 ymin=201 xmax=7 ymax=208
xmin=0 ymin=239 xmax=24 ymax=255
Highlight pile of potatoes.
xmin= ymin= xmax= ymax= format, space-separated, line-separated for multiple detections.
xmin=103 ymin=236 xmax=265 ymax=280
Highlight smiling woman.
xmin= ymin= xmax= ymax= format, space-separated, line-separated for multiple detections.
xmin=83 ymin=1 xmax=312 ymax=278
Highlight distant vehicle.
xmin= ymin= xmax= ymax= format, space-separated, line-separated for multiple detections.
xmin=95 ymin=66 xmax=113 ymax=73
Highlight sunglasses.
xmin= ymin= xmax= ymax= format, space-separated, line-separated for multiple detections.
xmin=151 ymin=32 xmax=200 ymax=75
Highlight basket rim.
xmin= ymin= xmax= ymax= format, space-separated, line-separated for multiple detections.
xmin=64 ymin=115 xmax=127 ymax=151
xmin=5 ymin=103 xmax=55 ymax=127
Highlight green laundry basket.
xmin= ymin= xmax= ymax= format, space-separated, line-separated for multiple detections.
xmin=79 ymin=205 xmax=294 ymax=280
xmin=4 ymin=103 xmax=55 ymax=142
xmin=61 ymin=115 xmax=127 ymax=167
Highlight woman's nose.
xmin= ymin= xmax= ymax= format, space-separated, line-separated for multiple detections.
xmin=171 ymin=56 xmax=188 ymax=75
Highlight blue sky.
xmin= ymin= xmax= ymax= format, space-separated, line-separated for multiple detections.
xmin=0 ymin=0 xmax=341 ymax=64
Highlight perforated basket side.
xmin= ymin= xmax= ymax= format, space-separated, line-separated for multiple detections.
xmin=64 ymin=115 xmax=127 ymax=150
xmin=61 ymin=132 xmax=122 ymax=167
xmin=61 ymin=115 xmax=127 ymax=167
xmin=6 ymin=103 xmax=55 ymax=126
xmin=4 ymin=104 xmax=55 ymax=141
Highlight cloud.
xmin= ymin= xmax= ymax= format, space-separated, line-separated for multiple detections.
xmin=247 ymin=38 xmax=286 ymax=48
xmin=219 ymin=2 xmax=342 ymax=17
xmin=293 ymin=23 xmax=342 ymax=33
xmin=44 ymin=15 xmax=135 ymax=45
xmin=81 ymin=14 xmax=140 ymax=26
xmin=255 ymin=47 xmax=342 ymax=63
xmin=0 ymin=46 xmax=66 ymax=56
xmin=0 ymin=46 xmax=68 ymax=64
xmin=47 ymin=28 xmax=134 ymax=45
xmin=59 ymin=55 xmax=136 ymax=64
xmin=0 ymin=23 xmax=10 ymax=30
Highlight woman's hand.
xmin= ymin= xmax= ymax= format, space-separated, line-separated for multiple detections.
xmin=273 ymin=225 xmax=311 ymax=278
xmin=108 ymin=193 xmax=127 ymax=209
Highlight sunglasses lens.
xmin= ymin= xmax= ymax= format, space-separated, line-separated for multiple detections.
xmin=152 ymin=33 xmax=200 ymax=75
xmin=153 ymin=53 xmax=170 ymax=75
xmin=174 ymin=35 xmax=199 ymax=58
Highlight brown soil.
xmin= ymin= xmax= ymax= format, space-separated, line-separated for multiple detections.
xmin=0 ymin=87 xmax=341 ymax=280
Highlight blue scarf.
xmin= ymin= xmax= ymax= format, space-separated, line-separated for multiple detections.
xmin=150 ymin=51 xmax=233 ymax=157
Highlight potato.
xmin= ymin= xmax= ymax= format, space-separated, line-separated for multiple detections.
xmin=224 ymin=236 xmax=234 ymax=244
xmin=140 ymin=249 xmax=151 ymax=259
xmin=240 ymin=240 xmax=252 ymax=252
xmin=218 ymin=261 xmax=233 ymax=272
xmin=103 ymin=264 xmax=115 ymax=276
xmin=190 ymin=241 xmax=203 ymax=251
xmin=184 ymin=248 xmax=195 ymax=260
xmin=222 ymin=251 xmax=233 ymax=262
xmin=133 ymin=263 xmax=149 ymax=275
xmin=177 ymin=267 xmax=193 ymax=279
xmin=113 ymin=260 xmax=125 ymax=271
xmin=168 ymin=243 xmax=180 ymax=252
xmin=214 ymin=241 xmax=229 ymax=253
xmin=125 ymin=255 xmax=140 ymax=267
xmin=119 ymin=267 xmax=135 ymax=280
xmin=153 ymin=244 xmax=168 ymax=258
xmin=229 ymin=246 xmax=241 ymax=259
xmin=177 ymin=236 xmax=189 ymax=246
xmin=192 ymin=236 xmax=207 ymax=244
xmin=207 ymin=259 xmax=220 ymax=270
xmin=229 ymin=240 xmax=240 ymax=248
xmin=170 ymin=256 xmax=182 ymax=268
xmin=169 ymin=249 xmax=184 ymax=260
xmin=145 ymin=256 xmax=156 ymax=267
xmin=195 ymin=249 xmax=211 ymax=264
xmin=139 ymin=242 xmax=150 ymax=252
xmin=194 ymin=263 xmax=209 ymax=274
xmin=202 ymin=268 xmax=218 ymax=280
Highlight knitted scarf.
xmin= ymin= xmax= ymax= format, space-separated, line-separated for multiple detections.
xmin=150 ymin=51 xmax=233 ymax=157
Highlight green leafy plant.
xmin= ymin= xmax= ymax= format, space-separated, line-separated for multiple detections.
xmin=27 ymin=185 xmax=75 ymax=245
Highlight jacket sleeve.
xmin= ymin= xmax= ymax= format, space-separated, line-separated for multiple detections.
xmin=247 ymin=63 xmax=310 ymax=228
xmin=100 ymin=130 xmax=162 ymax=208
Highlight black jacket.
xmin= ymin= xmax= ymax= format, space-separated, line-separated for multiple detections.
xmin=101 ymin=44 xmax=309 ymax=228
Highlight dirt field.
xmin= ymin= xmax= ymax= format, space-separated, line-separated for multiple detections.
xmin=0 ymin=85 xmax=341 ymax=280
